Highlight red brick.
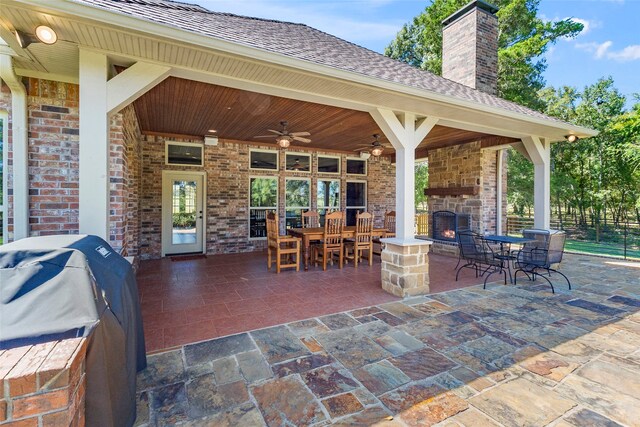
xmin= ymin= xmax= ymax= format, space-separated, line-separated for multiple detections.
xmin=12 ymin=387 xmax=70 ymax=419
xmin=0 ymin=399 xmax=7 ymax=422
xmin=37 ymin=338 xmax=83 ymax=391
xmin=6 ymin=342 xmax=56 ymax=397
xmin=41 ymin=410 xmax=70 ymax=426
xmin=3 ymin=417 xmax=38 ymax=427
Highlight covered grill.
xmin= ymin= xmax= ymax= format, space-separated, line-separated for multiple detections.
xmin=0 ymin=235 xmax=146 ymax=427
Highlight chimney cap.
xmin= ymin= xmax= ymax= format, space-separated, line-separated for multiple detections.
xmin=442 ymin=0 xmax=499 ymax=26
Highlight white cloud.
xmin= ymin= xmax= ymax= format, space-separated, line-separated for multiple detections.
xmin=576 ymin=41 xmax=640 ymax=62
xmin=571 ymin=18 xmax=598 ymax=36
xmin=608 ymin=45 xmax=640 ymax=61
xmin=194 ymin=0 xmax=403 ymax=45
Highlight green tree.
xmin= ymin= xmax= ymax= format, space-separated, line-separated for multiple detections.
xmin=385 ymin=0 xmax=583 ymax=110
xmin=415 ymin=162 xmax=429 ymax=211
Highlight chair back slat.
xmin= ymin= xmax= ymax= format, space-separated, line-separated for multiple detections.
xmin=302 ymin=210 xmax=320 ymax=228
xmin=266 ymin=211 xmax=278 ymax=248
xmin=384 ymin=211 xmax=396 ymax=236
xmin=355 ymin=211 xmax=374 ymax=244
xmin=324 ymin=211 xmax=344 ymax=247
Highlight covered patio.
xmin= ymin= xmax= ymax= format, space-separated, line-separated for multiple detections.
xmin=134 ymin=254 xmax=640 ymax=426
xmin=138 ymin=252 xmax=484 ymax=352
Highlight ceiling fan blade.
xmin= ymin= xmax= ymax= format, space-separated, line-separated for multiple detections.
xmin=293 ymin=137 xmax=311 ymax=143
xmin=354 ymin=147 xmax=370 ymax=152
xmin=254 ymin=135 xmax=276 ymax=138
xmin=289 ymin=131 xmax=311 ymax=137
xmin=267 ymin=129 xmax=283 ymax=134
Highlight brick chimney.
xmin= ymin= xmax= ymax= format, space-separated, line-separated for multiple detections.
xmin=442 ymin=0 xmax=499 ymax=95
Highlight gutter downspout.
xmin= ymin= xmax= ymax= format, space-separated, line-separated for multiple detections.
xmin=496 ymin=149 xmax=503 ymax=235
xmin=0 ymin=54 xmax=29 ymax=240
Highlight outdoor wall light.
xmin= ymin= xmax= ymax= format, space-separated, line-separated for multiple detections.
xmin=276 ymin=135 xmax=291 ymax=148
xmin=35 ymin=25 xmax=57 ymax=44
xmin=359 ymin=151 xmax=371 ymax=160
xmin=15 ymin=25 xmax=58 ymax=48
xmin=565 ymin=134 xmax=579 ymax=143
xmin=15 ymin=30 xmax=35 ymax=48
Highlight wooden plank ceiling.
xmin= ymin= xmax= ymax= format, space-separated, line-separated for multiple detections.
xmin=131 ymin=76 xmax=516 ymax=153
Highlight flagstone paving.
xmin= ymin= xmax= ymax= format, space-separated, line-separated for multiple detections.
xmin=134 ymin=254 xmax=640 ymax=426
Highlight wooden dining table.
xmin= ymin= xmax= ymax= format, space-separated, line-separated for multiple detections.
xmin=288 ymin=226 xmax=388 ymax=270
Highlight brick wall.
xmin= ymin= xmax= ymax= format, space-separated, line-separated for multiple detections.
xmin=109 ymin=105 xmax=142 ymax=255
xmin=0 ymin=338 xmax=87 ymax=426
xmin=0 ymin=79 xmax=80 ymax=241
xmin=427 ymin=141 xmax=507 ymax=246
xmin=138 ymin=135 xmax=396 ymax=259
xmin=442 ymin=4 xmax=498 ymax=95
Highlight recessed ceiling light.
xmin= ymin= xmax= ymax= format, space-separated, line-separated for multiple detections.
xmin=35 ymin=25 xmax=57 ymax=45
xmin=208 ymin=129 xmax=217 ymax=133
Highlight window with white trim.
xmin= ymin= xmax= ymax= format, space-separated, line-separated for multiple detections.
xmin=285 ymin=178 xmax=311 ymax=229
xmin=317 ymin=179 xmax=340 ymax=225
xmin=346 ymin=158 xmax=367 ymax=176
xmin=317 ymin=155 xmax=340 ymax=174
xmin=165 ymin=141 xmax=203 ymax=166
xmin=250 ymin=149 xmax=279 ymax=171
xmin=249 ymin=177 xmax=278 ymax=238
xmin=285 ymin=153 xmax=311 ymax=172
xmin=346 ymin=181 xmax=367 ymax=226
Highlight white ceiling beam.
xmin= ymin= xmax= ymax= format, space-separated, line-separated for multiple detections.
xmin=511 ymin=141 xmax=531 ymax=161
xmin=521 ymin=135 xmax=546 ymax=165
xmin=107 ymin=61 xmax=171 ymax=116
xmin=414 ymin=116 xmax=439 ymax=147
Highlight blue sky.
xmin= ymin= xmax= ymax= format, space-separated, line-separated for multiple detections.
xmin=192 ymin=0 xmax=639 ymax=109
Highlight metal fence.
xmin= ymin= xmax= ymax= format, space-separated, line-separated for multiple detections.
xmin=507 ymin=215 xmax=640 ymax=260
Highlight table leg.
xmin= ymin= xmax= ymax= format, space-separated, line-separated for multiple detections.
xmin=303 ymin=236 xmax=310 ymax=270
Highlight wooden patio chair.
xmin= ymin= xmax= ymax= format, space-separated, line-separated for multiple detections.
xmin=313 ymin=210 xmax=344 ymax=271
xmin=266 ymin=211 xmax=301 ymax=273
xmin=345 ymin=211 xmax=374 ymax=267
xmin=301 ymin=210 xmax=320 ymax=228
xmin=373 ymin=210 xmax=396 ymax=254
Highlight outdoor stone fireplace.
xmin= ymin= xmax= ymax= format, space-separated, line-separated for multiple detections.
xmin=432 ymin=210 xmax=471 ymax=242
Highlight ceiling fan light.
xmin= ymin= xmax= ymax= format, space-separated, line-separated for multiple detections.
xmin=35 ymin=25 xmax=57 ymax=44
xmin=371 ymin=146 xmax=384 ymax=157
xmin=277 ymin=136 xmax=291 ymax=148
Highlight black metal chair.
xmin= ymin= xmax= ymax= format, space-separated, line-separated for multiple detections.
xmin=455 ymin=230 xmax=483 ymax=280
xmin=513 ymin=229 xmax=571 ymax=293
xmin=456 ymin=231 xmax=509 ymax=287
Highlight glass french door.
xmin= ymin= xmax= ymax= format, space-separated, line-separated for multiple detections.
xmin=162 ymin=172 xmax=205 ymax=255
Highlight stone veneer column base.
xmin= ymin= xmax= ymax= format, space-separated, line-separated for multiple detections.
xmin=380 ymin=238 xmax=433 ymax=297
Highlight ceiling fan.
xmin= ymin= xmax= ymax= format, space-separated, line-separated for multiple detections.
xmin=354 ymin=134 xmax=392 ymax=157
xmin=254 ymin=121 xmax=311 ymax=148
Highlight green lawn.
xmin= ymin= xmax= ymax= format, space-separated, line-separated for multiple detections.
xmin=565 ymin=239 xmax=640 ymax=260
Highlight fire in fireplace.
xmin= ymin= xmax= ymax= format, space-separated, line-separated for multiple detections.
xmin=432 ymin=211 xmax=471 ymax=242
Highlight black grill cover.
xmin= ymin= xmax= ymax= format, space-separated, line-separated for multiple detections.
xmin=0 ymin=235 xmax=146 ymax=427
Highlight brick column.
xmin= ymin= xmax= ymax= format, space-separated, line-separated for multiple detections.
xmin=381 ymin=239 xmax=432 ymax=297
xmin=0 ymin=338 xmax=87 ymax=426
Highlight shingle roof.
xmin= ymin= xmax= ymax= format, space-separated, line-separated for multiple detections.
xmin=75 ymin=0 xmax=566 ymax=125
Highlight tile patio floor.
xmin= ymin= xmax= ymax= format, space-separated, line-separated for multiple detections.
xmin=134 ymin=254 xmax=640 ymax=426
xmin=137 ymin=252 xmax=483 ymax=352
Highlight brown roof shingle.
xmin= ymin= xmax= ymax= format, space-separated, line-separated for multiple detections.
xmin=76 ymin=0 xmax=566 ymax=125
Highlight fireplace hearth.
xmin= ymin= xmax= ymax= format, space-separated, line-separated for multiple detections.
xmin=432 ymin=211 xmax=471 ymax=242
